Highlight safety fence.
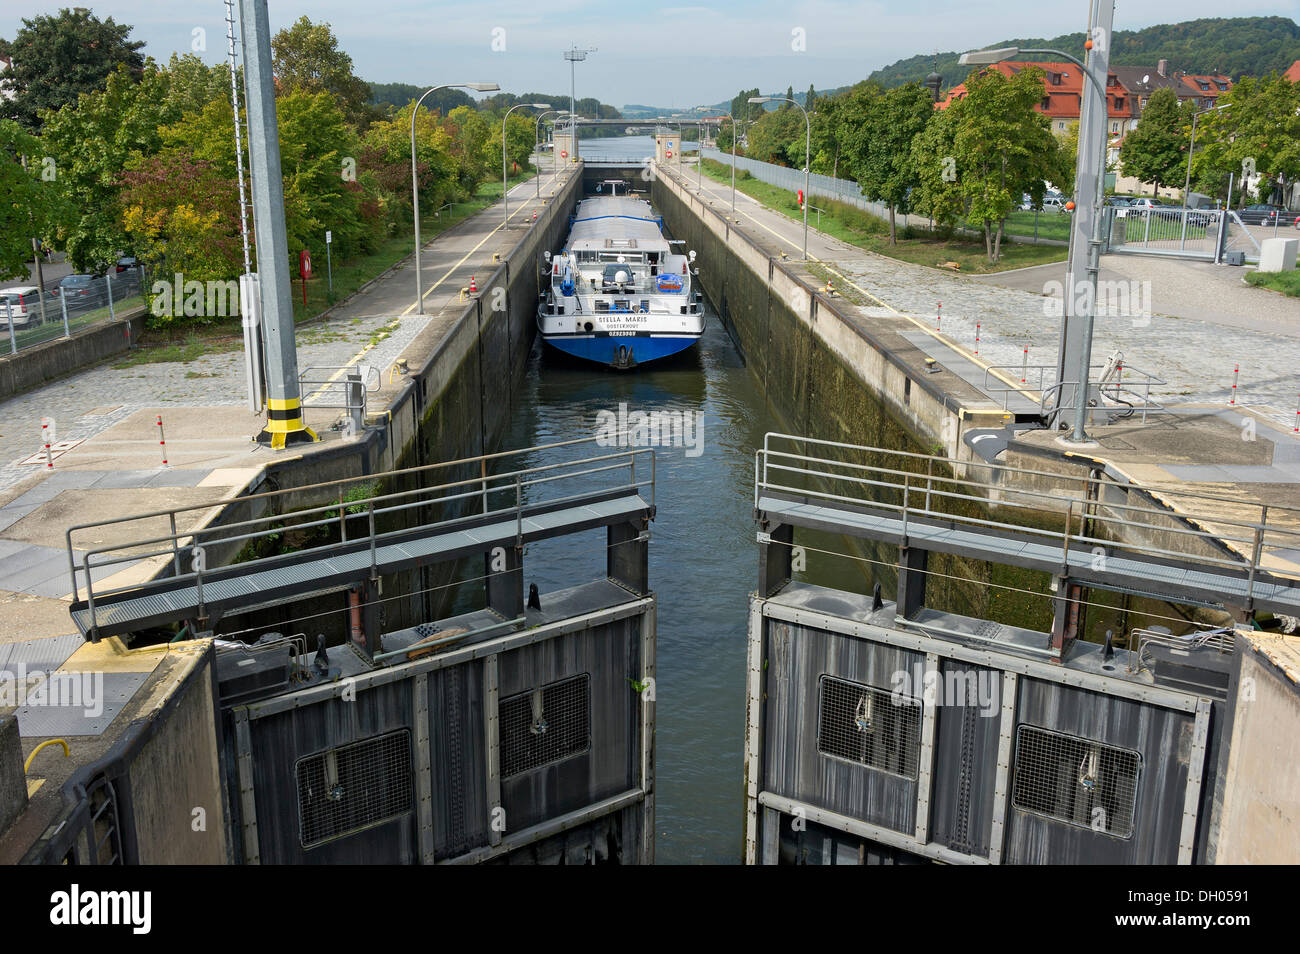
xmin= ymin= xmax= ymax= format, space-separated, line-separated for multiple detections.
xmin=1 ymin=267 xmax=147 ymax=355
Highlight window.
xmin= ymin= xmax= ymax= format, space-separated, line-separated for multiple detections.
xmin=816 ymin=675 xmax=921 ymax=779
xmin=1058 ymin=121 xmax=1066 ymax=130
xmin=1040 ymin=96 xmax=1051 ymax=110
xmin=296 ymin=730 xmax=413 ymax=848
xmin=1140 ymin=97 xmax=1148 ymax=108
xmin=500 ymin=674 xmax=590 ymax=777
xmin=1012 ymin=725 xmax=1141 ymax=838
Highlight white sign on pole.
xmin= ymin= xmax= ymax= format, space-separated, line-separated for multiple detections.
xmin=325 ymin=230 xmax=332 ymax=244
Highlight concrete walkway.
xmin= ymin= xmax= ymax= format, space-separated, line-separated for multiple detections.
xmin=0 ymin=165 xmax=575 ymax=644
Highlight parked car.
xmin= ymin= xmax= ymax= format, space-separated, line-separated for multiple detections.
xmin=1238 ymin=204 xmax=1288 ymax=225
xmin=115 ymin=255 xmax=138 ymax=272
xmin=0 ymin=286 xmax=55 ymax=329
xmin=58 ymin=273 xmax=109 ymax=309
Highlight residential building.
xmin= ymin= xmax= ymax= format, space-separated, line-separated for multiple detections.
xmin=936 ymin=61 xmax=1134 ymax=135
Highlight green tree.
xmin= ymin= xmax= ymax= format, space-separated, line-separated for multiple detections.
xmin=0 ymin=120 xmax=67 ymax=279
xmin=271 ymin=16 xmax=372 ymax=127
xmin=747 ymin=106 xmax=805 ymax=165
xmin=845 ymin=83 xmax=933 ymax=243
xmin=486 ymin=112 xmax=538 ymax=178
xmin=909 ymin=106 xmax=964 ymax=234
xmin=120 ymin=152 xmax=242 ymax=322
xmin=0 ymin=8 xmax=144 ymax=129
xmin=360 ymin=101 xmax=458 ymax=221
xmin=916 ymin=67 xmax=1069 ymax=261
xmin=1118 ymin=88 xmax=1189 ymax=193
xmin=163 ymin=53 xmax=230 ymax=118
xmin=1193 ymin=73 xmax=1300 ymax=207
xmin=444 ymin=105 xmax=491 ymax=194
xmin=275 ymin=91 xmax=364 ymax=260
xmin=40 ymin=65 xmax=178 ymax=270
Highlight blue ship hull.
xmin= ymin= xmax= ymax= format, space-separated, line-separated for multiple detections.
xmin=540 ymin=332 xmax=701 ymax=368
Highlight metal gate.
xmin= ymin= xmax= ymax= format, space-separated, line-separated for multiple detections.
xmin=1104 ymin=207 xmax=1262 ymax=263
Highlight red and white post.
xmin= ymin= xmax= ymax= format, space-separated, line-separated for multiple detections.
xmin=157 ymin=415 xmax=169 ymax=467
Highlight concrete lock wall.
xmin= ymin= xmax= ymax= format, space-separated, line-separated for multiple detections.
xmin=1215 ymin=640 xmax=1300 ymax=863
xmin=126 ymin=649 xmax=227 ymax=863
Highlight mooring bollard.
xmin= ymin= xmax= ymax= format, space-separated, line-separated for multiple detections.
xmin=157 ymin=414 xmax=169 ymax=467
xmin=1230 ymin=364 xmax=1239 ymax=405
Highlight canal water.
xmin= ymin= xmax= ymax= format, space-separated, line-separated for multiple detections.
xmin=488 ymin=143 xmax=854 ymax=862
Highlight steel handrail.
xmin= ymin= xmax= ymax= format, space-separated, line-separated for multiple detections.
xmin=759 ymin=454 xmax=1296 ymax=551
xmin=760 ymin=432 xmax=1297 ymax=522
xmin=69 ymin=442 xmax=657 ymax=626
xmin=76 ymin=472 xmax=654 ymax=607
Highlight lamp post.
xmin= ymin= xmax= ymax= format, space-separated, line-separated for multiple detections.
xmin=534 ymin=110 xmax=568 ymax=197
xmin=564 ymin=46 xmax=595 ymax=160
xmin=961 ymin=20 xmax=1116 ymax=443
xmin=750 ymin=96 xmax=810 ymax=260
xmin=411 ymin=82 xmax=499 ymax=314
xmin=715 ymin=110 xmax=740 ymax=213
xmin=692 ymin=106 xmax=711 ymax=192
xmin=1182 ymin=102 xmax=1231 ymax=204
xmin=502 ymin=102 xmax=551 ymax=230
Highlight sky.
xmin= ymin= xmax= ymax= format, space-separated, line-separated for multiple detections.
xmin=2 ymin=0 xmax=1297 ymax=108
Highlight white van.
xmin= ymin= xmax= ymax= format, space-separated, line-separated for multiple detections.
xmin=0 ymin=286 xmax=47 ymax=329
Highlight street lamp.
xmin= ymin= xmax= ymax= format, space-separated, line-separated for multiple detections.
xmin=750 ymin=95 xmax=810 ymax=260
xmin=692 ymin=106 xmax=711 ymax=192
xmin=1183 ymin=102 xmax=1231 ymax=204
xmin=411 ymin=82 xmax=499 ymax=314
xmin=534 ymin=109 xmax=569 ymax=196
xmin=502 ymin=103 xmax=551 ymax=231
xmin=960 ymin=39 xmax=1114 ymax=443
xmin=564 ymin=47 xmax=595 ymax=160
xmin=705 ymin=107 xmax=742 ymax=213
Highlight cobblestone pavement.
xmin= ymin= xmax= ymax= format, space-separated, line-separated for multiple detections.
xmin=826 ymin=254 xmax=1299 ymax=431
xmin=688 ymin=167 xmax=1300 ymax=432
xmin=0 ymin=305 xmax=420 ymax=493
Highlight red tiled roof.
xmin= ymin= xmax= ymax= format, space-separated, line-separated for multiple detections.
xmin=1285 ymin=59 xmax=1300 ymax=83
xmin=935 ymin=61 xmax=1131 ymax=120
xmin=1177 ymin=73 xmax=1231 ymax=99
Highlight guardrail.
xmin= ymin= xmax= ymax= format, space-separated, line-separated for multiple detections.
xmin=64 ymin=435 xmax=657 ymax=634
xmin=979 ymin=360 xmax=1166 ymax=422
xmin=754 ymin=432 xmax=1300 ymax=599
